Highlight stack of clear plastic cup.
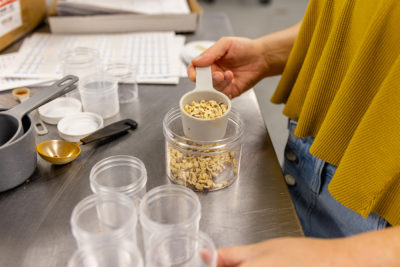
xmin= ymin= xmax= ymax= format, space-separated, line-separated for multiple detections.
xmin=61 ymin=47 xmax=102 ymax=100
xmin=79 ymin=73 xmax=120 ymax=119
xmin=68 ymin=240 xmax=143 ymax=267
xmin=70 ymin=192 xmax=137 ymax=248
xmin=104 ymin=60 xmax=139 ymax=104
xmin=89 ymin=155 xmax=148 ymax=253
xmin=139 ymin=184 xmax=201 ymax=250
xmin=146 ymin=230 xmax=217 ymax=267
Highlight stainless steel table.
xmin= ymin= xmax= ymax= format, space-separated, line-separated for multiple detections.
xmin=0 ymin=14 xmax=303 ymax=267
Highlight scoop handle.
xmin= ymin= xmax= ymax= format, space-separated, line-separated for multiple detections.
xmin=6 ymin=75 xmax=79 ymax=118
xmin=195 ymin=66 xmax=214 ymax=91
xmin=80 ymin=119 xmax=138 ymax=145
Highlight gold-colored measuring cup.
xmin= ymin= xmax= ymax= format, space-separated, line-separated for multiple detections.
xmin=37 ymin=140 xmax=81 ymax=165
xmin=36 ymin=119 xmax=138 ymax=165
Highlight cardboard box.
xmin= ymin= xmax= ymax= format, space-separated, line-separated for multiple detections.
xmin=0 ymin=0 xmax=47 ymax=51
xmin=48 ymin=0 xmax=202 ymax=34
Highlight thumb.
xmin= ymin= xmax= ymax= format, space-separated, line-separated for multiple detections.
xmin=191 ymin=38 xmax=231 ymax=67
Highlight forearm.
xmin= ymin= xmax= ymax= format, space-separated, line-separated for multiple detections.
xmin=337 ymin=226 xmax=400 ymax=266
xmin=255 ymin=21 xmax=302 ymax=76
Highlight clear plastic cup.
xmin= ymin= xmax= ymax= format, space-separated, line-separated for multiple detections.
xmin=68 ymin=240 xmax=143 ymax=267
xmin=139 ymin=184 xmax=201 ymax=250
xmin=61 ymin=47 xmax=102 ymax=100
xmin=90 ymin=155 xmax=147 ymax=207
xmin=79 ymin=73 xmax=119 ymax=119
xmin=70 ymin=192 xmax=137 ymax=248
xmin=146 ymin=230 xmax=217 ymax=267
xmin=104 ymin=61 xmax=139 ymax=103
xmin=163 ymin=106 xmax=244 ymax=192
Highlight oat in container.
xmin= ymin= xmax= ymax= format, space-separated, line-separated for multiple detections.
xmin=184 ymin=100 xmax=228 ymax=119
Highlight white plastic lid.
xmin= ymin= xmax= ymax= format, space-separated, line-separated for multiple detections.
xmin=38 ymin=97 xmax=82 ymax=125
xmin=180 ymin=41 xmax=215 ymax=65
xmin=57 ymin=112 xmax=103 ymax=142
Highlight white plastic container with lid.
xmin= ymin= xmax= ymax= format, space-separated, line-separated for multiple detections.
xmin=57 ymin=112 xmax=103 ymax=142
xmin=38 ymin=97 xmax=82 ymax=125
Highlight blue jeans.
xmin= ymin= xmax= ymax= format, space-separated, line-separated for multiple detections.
xmin=283 ymin=120 xmax=388 ymax=238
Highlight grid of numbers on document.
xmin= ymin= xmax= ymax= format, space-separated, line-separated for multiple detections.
xmin=5 ymin=32 xmax=177 ymax=80
xmin=119 ymin=33 xmax=173 ymax=78
xmin=12 ymin=35 xmax=40 ymax=75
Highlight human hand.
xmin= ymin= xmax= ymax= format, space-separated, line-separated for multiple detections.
xmin=216 ymin=237 xmax=351 ymax=267
xmin=187 ymin=37 xmax=269 ymax=98
xmin=217 ymin=226 xmax=400 ymax=267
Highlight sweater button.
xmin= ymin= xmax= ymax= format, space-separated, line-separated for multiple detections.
xmin=284 ymin=174 xmax=296 ymax=186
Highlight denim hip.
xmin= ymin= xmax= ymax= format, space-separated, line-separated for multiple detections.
xmin=283 ymin=119 xmax=388 ymax=238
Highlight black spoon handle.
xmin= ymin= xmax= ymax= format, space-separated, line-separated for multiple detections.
xmin=80 ymin=119 xmax=138 ymax=145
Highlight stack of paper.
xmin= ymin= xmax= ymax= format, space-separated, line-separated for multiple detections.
xmin=0 ymin=53 xmax=55 ymax=92
xmin=56 ymin=0 xmax=190 ymax=16
xmin=0 ymin=31 xmax=187 ymax=91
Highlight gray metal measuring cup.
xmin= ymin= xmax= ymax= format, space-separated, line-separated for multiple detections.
xmin=0 ymin=75 xmax=78 ymax=147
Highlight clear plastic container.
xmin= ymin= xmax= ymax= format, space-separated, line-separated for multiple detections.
xmin=139 ymin=184 xmax=201 ymax=250
xmin=61 ymin=47 xmax=102 ymax=100
xmin=163 ymin=106 xmax=244 ymax=192
xmin=79 ymin=73 xmax=120 ymax=119
xmin=146 ymin=230 xmax=217 ymax=267
xmin=90 ymin=155 xmax=147 ymax=206
xmin=70 ymin=192 xmax=137 ymax=248
xmin=104 ymin=61 xmax=139 ymax=103
xmin=68 ymin=240 xmax=143 ymax=267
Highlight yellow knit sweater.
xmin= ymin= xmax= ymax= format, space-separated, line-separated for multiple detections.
xmin=271 ymin=0 xmax=400 ymax=226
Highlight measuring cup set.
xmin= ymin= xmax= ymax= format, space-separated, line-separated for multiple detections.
xmin=0 ymin=76 xmax=78 ymax=191
xmin=0 ymin=75 xmax=138 ymax=192
xmin=0 ymin=46 xmax=141 ymax=192
xmin=68 ymin=155 xmax=217 ymax=267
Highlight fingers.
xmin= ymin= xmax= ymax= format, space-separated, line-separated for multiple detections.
xmin=200 ymin=249 xmax=214 ymax=265
xmin=212 ymin=71 xmax=233 ymax=91
xmin=188 ymin=66 xmax=235 ymax=96
xmin=216 ymin=71 xmax=239 ymax=99
xmin=188 ymin=62 xmax=196 ymax=81
xmin=188 ymin=37 xmax=231 ymax=80
xmin=217 ymin=246 xmax=246 ymax=267
xmin=217 ymin=244 xmax=260 ymax=267
xmin=217 ymin=241 xmax=274 ymax=267
xmin=187 ymin=37 xmax=238 ymax=97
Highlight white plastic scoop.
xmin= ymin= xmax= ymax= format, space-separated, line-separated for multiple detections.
xmin=179 ymin=66 xmax=231 ymax=141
